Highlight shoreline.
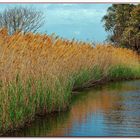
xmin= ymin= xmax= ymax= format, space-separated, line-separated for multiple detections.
xmin=72 ymin=76 xmax=140 ymax=92
xmin=1 ymin=77 xmax=140 ymax=137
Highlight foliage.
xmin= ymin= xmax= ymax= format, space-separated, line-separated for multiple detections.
xmin=121 ymin=5 xmax=140 ymax=53
xmin=102 ymin=4 xmax=140 ymax=54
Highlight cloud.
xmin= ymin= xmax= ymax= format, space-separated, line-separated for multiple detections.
xmin=73 ymin=31 xmax=80 ymax=35
xmin=0 ymin=4 xmax=110 ymax=42
xmin=0 ymin=4 xmax=107 ymax=26
xmin=46 ymin=8 xmax=106 ymax=25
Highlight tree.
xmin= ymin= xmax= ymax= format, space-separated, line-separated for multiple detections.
xmin=0 ymin=7 xmax=45 ymax=35
xmin=121 ymin=5 xmax=140 ymax=53
xmin=102 ymin=4 xmax=134 ymax=45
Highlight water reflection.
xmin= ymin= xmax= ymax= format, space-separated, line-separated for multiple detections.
xmin=6 ymin=80 xmax=140 ymax=136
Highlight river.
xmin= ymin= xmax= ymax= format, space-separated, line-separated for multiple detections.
xmin=5 ymin=80 xmax=140 ymax=137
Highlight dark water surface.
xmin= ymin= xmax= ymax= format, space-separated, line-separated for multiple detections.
xmin=7 ymin=80 xmax=140 ymax=136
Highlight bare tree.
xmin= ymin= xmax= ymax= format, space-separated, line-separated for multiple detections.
xmin=0 ymin=7 xmax=45 ymax=35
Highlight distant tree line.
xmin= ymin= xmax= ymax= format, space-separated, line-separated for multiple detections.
xmin=102 ymin=4 xmax=140 ymax=54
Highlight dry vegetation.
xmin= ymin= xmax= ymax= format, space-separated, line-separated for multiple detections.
xmin=0 ymin=28 xmax=140 ymax=134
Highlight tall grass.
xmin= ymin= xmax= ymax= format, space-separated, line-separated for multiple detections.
xmin=0 ymin=28 xmax=140 ymax=134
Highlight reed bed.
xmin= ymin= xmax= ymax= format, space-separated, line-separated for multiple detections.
xmin=0 ymin=28 xmax=140 ymax=134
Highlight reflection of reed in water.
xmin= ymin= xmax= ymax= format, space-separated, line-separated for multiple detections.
xmin=8 ymin=81 xmax=140 ymax=136
xmin=69 ymin=81 xmax=140 ymax=126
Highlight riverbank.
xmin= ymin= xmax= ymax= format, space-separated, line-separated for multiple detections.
xmin=1 ymin=68 xmax=140 ymax=136
xmin=2 ymin=78 xmax=140 ymax=137
xmin=73 ymin=76 xmax=140 ymax=92
xmin=0 ymin=29 xmax=140 ymax=136
xmin=3 ymin=80 xmax=140 ymax=137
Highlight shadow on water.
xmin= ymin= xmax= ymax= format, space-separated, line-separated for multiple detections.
xmin=5 ymin=80 xmax=140 ymax=137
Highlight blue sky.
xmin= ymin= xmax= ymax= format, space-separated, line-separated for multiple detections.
xmin=0 ymin=4 xmax=111 ymax=42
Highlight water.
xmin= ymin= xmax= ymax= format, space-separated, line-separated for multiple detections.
xmin=6 ymin=80 xmax=140 ymax=137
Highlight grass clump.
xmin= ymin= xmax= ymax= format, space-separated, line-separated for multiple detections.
xmin=108 ymin=65 xmax=140 ymax=80
xmin=108 ymin=65 xmax=134 ymax=79
xmin=73 ymin=66 xmax=103 ymax=88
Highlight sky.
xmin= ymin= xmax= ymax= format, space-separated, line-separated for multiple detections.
xmin=0 ymin=4 xmax=111 ymax=42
